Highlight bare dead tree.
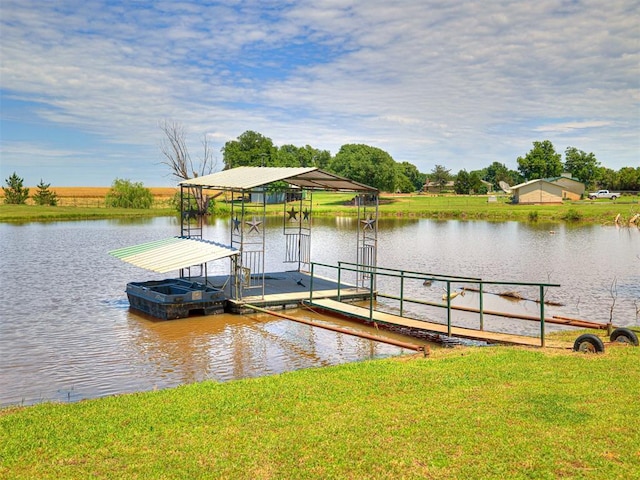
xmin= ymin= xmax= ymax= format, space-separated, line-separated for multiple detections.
xmin=609 ymin=277 xmax=617 ymax=324
xmin=159 ymin=120 xmax=216 ymax=213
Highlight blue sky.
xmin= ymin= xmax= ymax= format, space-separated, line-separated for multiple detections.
xmin=1 ymin=0 xmax=638 ymax=186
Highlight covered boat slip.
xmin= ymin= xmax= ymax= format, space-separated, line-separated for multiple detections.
xmin=178 ymin=167 xmax=380 ymax=302
xmin=111 ymin=166 xmax=380 ymax=319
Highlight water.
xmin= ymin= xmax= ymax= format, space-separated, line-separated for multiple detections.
xmin=1 ymin=217 xmax=638 ymax=406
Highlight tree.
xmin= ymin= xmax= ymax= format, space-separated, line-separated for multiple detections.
xmin=3 ymin=172 xmax=30 ymax=204
xmin=430 ymin=165 xmax=451 ymax=189
xmin=222 ymin=131 xmax=275 ymax=169
xmin=32 ymin=179 xmax=58 ymax=206
xmin=396 ymin=162 xmax=426 ymax=192
xmin=564 ymin=147 xmax=600 ymax=188
xmin=160 ymin=120 xmax=217 ymax=214
xmin=454 ymin=170 xmax=470 ymax=194
xmin=483 ymin=161 xmax=521 ymax=190
xmin=160 ymin=120 xmax=216 ymax=180
xmin=616 ymin=167 xmax=640 ymax=191
xmin=328 ymin=144 xmax=397 ymax=192
xmin=105 ymin=179 xmax=153 ymax=209
xmin=517 ymin=140 xmax=563 ymax=180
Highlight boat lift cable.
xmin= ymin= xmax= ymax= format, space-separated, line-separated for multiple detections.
xmin=241 ymin=303 xmax=429 ymax=356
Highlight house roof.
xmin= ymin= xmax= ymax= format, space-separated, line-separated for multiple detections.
xmin=510 ymin=178 xmax=563 ymax=191
xmin=180 ymin=167 xmax=377 ymax=192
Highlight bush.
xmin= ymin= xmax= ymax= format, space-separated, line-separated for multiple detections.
xmin=105 ymin=179 xmax=153 ymax=209
xmin=3 ymin=172 xmax=30 ymax=204
xmin=32 ymin=179 xmax=58 ymax=206
xmin=562 ymin=208 xmax=583 ymax=222
xmin=528 ymin=211 xmax=539 ymax=221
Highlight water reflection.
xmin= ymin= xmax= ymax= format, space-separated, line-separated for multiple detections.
xmin=1 ymin=217 xmax=638 ymax=407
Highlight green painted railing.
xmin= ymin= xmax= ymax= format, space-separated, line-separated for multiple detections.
xmin=309 ymin=261 xmax=561 ymax=347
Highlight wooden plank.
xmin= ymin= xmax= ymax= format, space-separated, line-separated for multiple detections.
xmin=308 ymin=298 xmax=570 ymax=349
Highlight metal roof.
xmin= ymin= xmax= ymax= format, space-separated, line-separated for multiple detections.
xmin=109 ymin=237 xmax=238 ymax=273
xmin=179 ymin=167 xmax=377 ymax=192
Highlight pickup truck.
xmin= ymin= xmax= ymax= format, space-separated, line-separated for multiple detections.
xmin=588 ymin=190 xmax=621 ymax=200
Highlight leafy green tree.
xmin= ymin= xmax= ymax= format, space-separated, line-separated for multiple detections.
xmin=3 ymin=172 xmax=30 ymax=204
xmin=594 ymin=167 xmax=618 ymax=190
xmin=616 ymin=167 xmax=640 ymax=191
xmin=563 ymin=147 xmax=600 ymax=188
xmin=454 ymin=170 xmax=470 ymax=194
xmin=32 ymin=179 xmax=58 ymax=206
xmin=430 ymin=164 xmax=451 ymax=188
xmin=517 ymin=140 xmax=563 ymax=180
xmin=222 ymin=131 xmax=275 ymax=169
xmin=105 ymin=179 xmax=153 ymax=209
xmin=274 ymin=144 xmax=331 ymax=168
xmin=483 ymin=161 xmax=521 ymax=189
xmin=396 ymin=161 xmax=426 ymax=192
xmin=328 ymin=144 xmax=396 ymax=191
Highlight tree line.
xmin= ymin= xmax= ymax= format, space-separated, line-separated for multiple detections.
xmin=216 ymin=132 xmax=639 ymax=193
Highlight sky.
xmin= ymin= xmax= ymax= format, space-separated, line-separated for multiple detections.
xmin=1 ymin=0 xmax=638 ymax=187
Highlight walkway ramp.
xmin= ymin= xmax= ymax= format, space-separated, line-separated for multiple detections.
xmin=307 ymin=298 xmax=569 ymax=349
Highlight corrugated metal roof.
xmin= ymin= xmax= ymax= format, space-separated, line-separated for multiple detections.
xmin=179 ymin=167 xmax=377 ymax=192
xmin=109 ymin=237 xmax=238 ymax=273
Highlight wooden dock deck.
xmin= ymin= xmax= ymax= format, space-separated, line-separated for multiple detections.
xmin=307 ymin=298 xmax=570 ymax=349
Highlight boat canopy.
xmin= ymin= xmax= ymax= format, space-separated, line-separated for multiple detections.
xmin=109 ymin=237 xmax=238 ymax=273
xmin=179 ymin=167 xmax=377 ymax=192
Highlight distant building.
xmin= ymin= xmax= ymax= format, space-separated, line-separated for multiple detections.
xmin=511 ymin=179 xmax=564 ymax=204
xmin=510 ymin=174 xmax=585 ymax=204
xmin=423 ymin=180 xmax=455 ymax=193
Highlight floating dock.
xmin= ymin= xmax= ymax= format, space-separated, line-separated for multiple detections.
xmin=190 ymin=271 xmax=372 ymax=314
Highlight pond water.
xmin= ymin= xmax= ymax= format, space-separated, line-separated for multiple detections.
xmin=1 ymin=216 xmax=638 ymax=406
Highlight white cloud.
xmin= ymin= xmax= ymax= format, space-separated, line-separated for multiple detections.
xmin=0 ymin=0 xmax=637 ymax=185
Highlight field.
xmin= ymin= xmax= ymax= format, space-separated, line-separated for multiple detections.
xmin=1 ymin=341 xmax=639 ymax=479
xmin=0 ymin=186 xmax=178 ymax=207
xmin=1 ymin=187 xmax=639 ymax=225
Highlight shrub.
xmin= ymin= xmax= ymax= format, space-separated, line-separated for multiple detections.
xmin=105 ymin=178 xmax=153 ymax=209
xmin=32 ymin=179 xmax=58 ymax=206
xmin=528 ymin=211 xmax=539 ymax=221
xmin=562 ymin=208 xmax=582 ymax=222
xmin=3 ymin=172 xmax=30 ymax=204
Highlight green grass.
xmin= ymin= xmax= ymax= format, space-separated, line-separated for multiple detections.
xmin=0 ymin=204 xmax=176 ymax=222
xmin=2 ymin=193 xmax=639 ymax=224
xmin=2 ymin=344 xmax=639 ymax=479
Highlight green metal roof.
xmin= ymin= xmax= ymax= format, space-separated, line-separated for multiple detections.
xmin=109 ymin=237 xmax=238 ymax=273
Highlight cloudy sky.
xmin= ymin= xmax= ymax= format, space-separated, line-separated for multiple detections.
xmin=1 ymin=0 xmax=638 ymax=186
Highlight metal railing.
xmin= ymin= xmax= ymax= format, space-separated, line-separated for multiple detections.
xmin=309 ymin=261 xmax=561 ymax=347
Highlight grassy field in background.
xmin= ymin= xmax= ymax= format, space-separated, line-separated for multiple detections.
xmin=1 ymin=187 xmax=638 ymax=224
xmin=1 ymin=342 xmax=639 ymax=479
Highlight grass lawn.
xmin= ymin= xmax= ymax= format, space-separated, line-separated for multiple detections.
xmin=2 ymin=342 xmax=639 ymax=479
xmin=2 ymin=188 xmax=639 ymax=224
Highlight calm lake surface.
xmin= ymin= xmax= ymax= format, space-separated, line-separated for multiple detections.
xmin=1 ymin=216 xmax=638 ymax=406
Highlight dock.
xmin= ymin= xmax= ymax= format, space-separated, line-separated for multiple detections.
xmin=306 ymin=298 xmax=570 ymax=349
xmin=191 ymin=271 xmax=372 ymax=314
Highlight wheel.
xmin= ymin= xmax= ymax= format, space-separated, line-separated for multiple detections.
xmin=588 ymin=196 xmax=596 ymax=200
xmin=610 ymin=328 xmax=639 ymax=346
xmin=573 ymin=334 xmax=605 ymax=353
xmin=610 ymin=196 xmax=617 ymax=200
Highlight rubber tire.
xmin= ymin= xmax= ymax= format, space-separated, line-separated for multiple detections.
xmin=573 ymin=334 xmax=605 ymax=353
xmin=610 ymin=328 xmax=639 ymax=346
xmin=610 ymin=196 xmax=617 ymax=200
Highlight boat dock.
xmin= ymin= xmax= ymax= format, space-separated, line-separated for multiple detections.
xmin=305 ymin=298 xmax=569 ymax=349
xmin=191 ymin=271 xmax=371 ymax=314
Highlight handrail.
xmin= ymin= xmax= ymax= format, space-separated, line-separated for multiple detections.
xmin=309 ymin=261 xmax=561 ymax=347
